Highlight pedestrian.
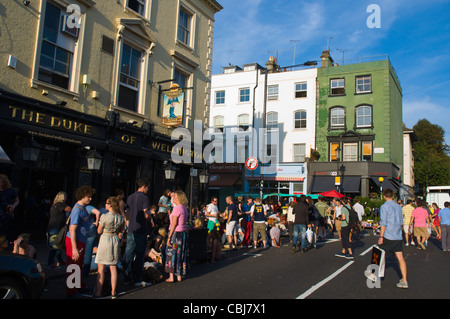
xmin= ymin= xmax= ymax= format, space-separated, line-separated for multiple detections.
xmin=210 ymin=226 xmax=222 ymax=263
xmin=157 ymin=189 xmax=171 ymax=230
xmin=402 ymin=199 xmax=415 ymax=246
xmin=335 ymin=196 xmax=354 ymax=259
xmin=0 ymin=174 xmax=19 ymax=240
xmin=165 ymin=190 xmax=189 ymax=283
xmin=315 ymin=196 xmax=331 ymax=240
xmin=352 ymin=198 xmax=365 ymax=240
xmin=269 ymin=222 xmax=281 ymax=248
xmin=94 ymin=196 xmax=125 ymax=298
xmin=306 ymin=196 xmax=320 ymax=248
xmin=124 ymin=177 xmax=152 ymax=287
xmin=370 ymin=188 xmax=408 ymax=288
xmin=250 ymin=197 xmax=268 ymax=249
xmin=115 ymin=189 xmax=127 ymax=220
xmin=431 ymin=203 xmax=441 ymax=239
xmin=287 ymin=201 xmax=296 ymax=243
xmin=205 ymin=197 xmax=219 ymax=232
xmin=13 ymin=233 xmax=36 ymax=258
xmin=83 ymin=204 xmax=101 ymax=278
xmin=47 ymin=191 xmax=71 ymax=269
xmin=332 ymin=198 xmax=343 ymax=240
xmin=291 ymin=195 xmax=310 ymax=253
xmin=410 ymin=200 xmax=432 ymax=250
xmin=240 ymin=196 xmax=254 ymax=248
xmin=65 ymin=185 xmax=95 ymax=297
xmin=438 ymin=202 xmax=450 ymax=251
xmin=225 ymin=196 xmax=238 ymax=250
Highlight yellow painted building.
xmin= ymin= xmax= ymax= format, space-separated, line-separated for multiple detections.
xmin=0 ymin=0 xmax=222 ymax=226
xmin=1 ymin=0 xmax=221 ymax=131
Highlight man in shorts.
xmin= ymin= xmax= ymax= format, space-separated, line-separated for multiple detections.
xmin=369 ymin=188 xmax=408 ymax=288
xmin=225 ymin=196 xmax=238 ymax=249
xmin=410 ymin=200 xmax=432 ymax=250
xmin=402 ymin=199 xmax=415 ymax=246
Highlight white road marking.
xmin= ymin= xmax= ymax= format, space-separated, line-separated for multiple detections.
xmin=360 ymin=245 xmax=375 ymax=256
xmin=296 ymin=261 xmax=355 ymax=299
xmin=242 ymin=253 xmax=263 ymax=258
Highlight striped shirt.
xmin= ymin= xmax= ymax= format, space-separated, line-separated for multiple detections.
xmin=402 ymin=204 xmax=414 ymax=225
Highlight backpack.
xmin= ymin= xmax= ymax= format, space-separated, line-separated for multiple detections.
xmin=344 ymin=206 xmax=359 ymax=228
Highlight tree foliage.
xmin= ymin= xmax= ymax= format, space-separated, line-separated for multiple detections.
xmin=413 ymin=119 xmax=450 ymax=194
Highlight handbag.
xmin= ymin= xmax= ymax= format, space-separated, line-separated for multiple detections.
xmin=53 ymin=214 xmax=71 ymax=250
xmin=370 ymin=245 xmax=385 ymax=277
xmin=306 ymin=227 xmax=313 ymax=243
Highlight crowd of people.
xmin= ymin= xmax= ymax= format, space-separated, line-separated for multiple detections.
xmin=43 ymin=177 xmax=191 ymax=298
xmin=2 ymin=168 xmax=450 ymax=296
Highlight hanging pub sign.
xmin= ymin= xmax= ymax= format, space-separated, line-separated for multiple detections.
xmin=162 ymin=83 xmax=184 ymax=127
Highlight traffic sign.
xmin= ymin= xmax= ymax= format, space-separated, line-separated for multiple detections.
xmin=245 ymin=157 xmax=258 ymax=170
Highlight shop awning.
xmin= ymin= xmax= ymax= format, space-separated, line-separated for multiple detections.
xmin=209 ymin=174 xmax=241 ymax=187
xmin=310 ymin=176 xmax=335 ymax=193
xmin=310 ymin=175 xmax=361 ymax=193
xmin=340 ymin=176 xmax=361 ymax=193
xmin=371 ymin=177 xmax=399 ymax=190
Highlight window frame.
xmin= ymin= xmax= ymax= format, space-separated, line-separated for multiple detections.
xmin=329 ymin=106 xmax=346 ymax=130
xmin=293 ymin=143 xmax=306 ymax=162
xmin=362 ymin=141 xmax=373 ymax=161
xmin=213 ymin=115 xmax=224 ymax=132
xmin=355 ymin=75 xmax=372 ymax=94
xmin=330 ymin=78 xmax=345 ymax=96
xmin=294 ymin=110 xmax=307 ymax=130
xmin=117 ymin=43 xmax=143 ymax=112
xmin=215 ymin=90 xmax=225 ymax=105
xmin=176 ymin=4 xmax=195 ymax=50
xmin=123 ymin=0 xmax=152 ymax=21
xmin=239 ymin=88 xmax=251 ymax=103
xmin=32 ymin=1 xmax=86 ymax=96
xmin=355 ymin=104 xmax=373 ymax=129
xmin=266 ymin=111 xmax=279 ymax=131
xmin=237 ymin=114 xmax=250 ymax=131
xmin=343 ymin=142 xmax=358 ymax=161
xmin=329 ymin=142 xmax=340 ymax=161
xmin=110 ymin=19 xmax=154 ymax=116
xmin=294 ymin=82 xmax=307 ymax=98
xmin=267 ymin=84 xmax=279 ymax=101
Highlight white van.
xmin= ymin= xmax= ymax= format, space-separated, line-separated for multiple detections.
xmin=426 ymin=186 xmax=450 ymax=208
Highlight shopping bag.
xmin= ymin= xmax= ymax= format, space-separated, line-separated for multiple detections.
xmin=306 ymin=227 xmax=313 ymax=243
xmin=53 ymin=214 xmax=71 ymax=250
xmin=370 ymin=245 xmax=385 ymax=278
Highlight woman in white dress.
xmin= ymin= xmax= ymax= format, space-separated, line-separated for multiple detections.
xmin=94 ymin=196 xmax=125 ymax=298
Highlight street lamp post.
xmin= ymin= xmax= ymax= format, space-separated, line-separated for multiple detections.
xmin=336 ymin=146 xmax=341 ymax=192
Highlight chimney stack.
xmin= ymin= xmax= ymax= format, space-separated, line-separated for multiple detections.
xmin=265 ymin=56 xmax=280 ymax=73
xmin=320 ymin=50 xmax=334 ymax=68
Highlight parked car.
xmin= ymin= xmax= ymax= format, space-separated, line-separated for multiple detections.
xmin=0 ymin=252 xmax=45 ymax=299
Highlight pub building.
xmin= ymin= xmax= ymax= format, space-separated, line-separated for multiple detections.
xmin=0 ymin=88 xmax=205 ymax=238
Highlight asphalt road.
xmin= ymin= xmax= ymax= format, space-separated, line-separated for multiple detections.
xmin=40 ymin=229 xmax=450 ymax=302
xmin=120 ymin=230 xmax=450 ymax=300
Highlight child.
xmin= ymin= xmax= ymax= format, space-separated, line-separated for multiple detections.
xmin=13 ymin=233 xmax=36 ymax=259
xmin=210 ymin=227 xmax=222 ymax=263
xmin=146 ymin=228 xmax=167 ymax=264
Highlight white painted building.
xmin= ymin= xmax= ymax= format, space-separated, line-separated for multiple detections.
xmin=208 ymin=58 xmax=318 ymax=195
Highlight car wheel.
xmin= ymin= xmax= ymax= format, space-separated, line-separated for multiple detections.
xmin=0 ymin=278 xmax=27 ymax=299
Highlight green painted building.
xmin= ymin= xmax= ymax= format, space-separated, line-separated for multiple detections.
xmin=308 ymin=51 xmax=403 ymax=197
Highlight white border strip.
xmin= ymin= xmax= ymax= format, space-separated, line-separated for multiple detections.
xmin=296 ymin=261 xmax=354 ymax=299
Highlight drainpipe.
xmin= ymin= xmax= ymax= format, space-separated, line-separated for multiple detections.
xmin=251 ymin=67 xmax=259 ymax=191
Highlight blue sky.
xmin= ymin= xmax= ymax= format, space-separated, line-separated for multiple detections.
xmin=212 ymin=0 xmax=450 ymax=146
